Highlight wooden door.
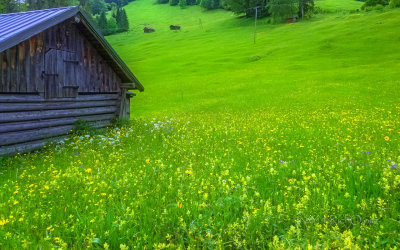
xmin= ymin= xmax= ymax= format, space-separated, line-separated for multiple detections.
xmin=44 ymin=49 xmax=60 ymax=99
xmin=44 ymin=49 xmax=78 ymax=99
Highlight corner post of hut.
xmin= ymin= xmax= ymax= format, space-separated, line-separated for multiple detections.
xmin=119 ymin=84 xmax=137 ymax=119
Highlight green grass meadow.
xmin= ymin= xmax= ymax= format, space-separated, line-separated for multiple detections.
xmin=0 ymin=0 xmax=399 ymax=248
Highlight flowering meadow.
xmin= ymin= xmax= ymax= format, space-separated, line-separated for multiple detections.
xmin=0 ymin=105 xmax=399 ymax=249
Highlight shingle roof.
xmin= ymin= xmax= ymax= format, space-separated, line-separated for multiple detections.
xmin=0 ymin=6 xmax=143 ymax=91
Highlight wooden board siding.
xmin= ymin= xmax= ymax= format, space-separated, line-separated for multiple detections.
xmin=0 ymin=93 xmax=120 ymax=156
xmin=0 ymin=18 xmax=122 ymax=96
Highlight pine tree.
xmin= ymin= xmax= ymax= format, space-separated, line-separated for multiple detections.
xmin=115 ymin=8 xmax=129 ymax=32
xmin=98 ymin=11 xmax=108 ymax=35
xmin=120 ymin=8 xmax=129 ymax=32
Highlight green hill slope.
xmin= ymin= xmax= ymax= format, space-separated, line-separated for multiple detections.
xmin=107 ymin=1 xmax=400 ymax=116
xmin=315 ymin=0 xmax=363 ymax=11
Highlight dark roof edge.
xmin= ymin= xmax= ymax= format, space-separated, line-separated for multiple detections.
xmin=0 ymin=7 xmax=79 ymax=53
xmin=77 ymin=9 xmax=144 ymax=92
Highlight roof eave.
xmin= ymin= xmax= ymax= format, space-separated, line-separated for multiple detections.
xmin=0 ymin=7 xmax=79 ymax=53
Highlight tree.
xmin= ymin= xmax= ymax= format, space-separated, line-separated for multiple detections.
xmin=78 ymin=0 xmax=92 ymax=15
xmin=227 ymin=0 xmax=268 ymax=17
xmin=200 ymin=0 xmax=220 ymax=9
xmin=169 ymin=0 xmax=179 ymax=6
xmin=298 ymin=0 xmax=313 ymax=19
xmin=107 ymin=16 xmax=118 ymax=34
xmin=179 ymin=0 xmax=187 ymax=8
xmin=389 ymin=0 xmax=400 ymax=7
xmin=91 ymin=0 xmax=107 ymax=15
xmin=116 ymin=8 xmax=129 ymax=32
xmin=97 ymin=11 xmax=108 ymax=34
xmin=268 ymin=0 xmax=297 ymax=23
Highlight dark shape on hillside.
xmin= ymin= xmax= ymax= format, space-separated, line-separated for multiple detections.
xmin=0 ymin=6 xmax=144 ymax=156
xmin=286 ymin=16 xmax=297 ymax=23
xmin=144 ymin=27 xmax=155 ymax=33
xmin=170 ymin=25 xmax=181 ymax=30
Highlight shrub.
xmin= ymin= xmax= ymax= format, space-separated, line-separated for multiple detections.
xmin=361 ymin=0 xmax=389 ymax=9
xmin=72 ymin=120 xmax=98 ymax=136
xmin=389 ymin=0 xmax=400 ymax=7
xmin=169 ymin=0 xmax=179 ymax=5
xmin=179 ymin=0 xmax=187 ymax=8
xmin=200 ymin=0 xmax=220 ymax=9
xmin=111 ymin=118 xmax=132 ymax=128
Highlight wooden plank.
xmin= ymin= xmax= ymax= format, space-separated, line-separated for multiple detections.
xmin=0 ymin=93 xmax=119 ymax=102
xmin=0 ymin=114 xmax=115 ymax=133
xmin=29 ymin=36 xmax=37 ymax=92
xmin=10 ymin=47 xmax=17 ymax=92
xmin=18 ymin=42 xmax=26 ymax=92
xmin=0 ymin=100 xmax=118 ymax=112
xmin=6 ymin=49 xmax=11 ymax=92
xmin=0 ymin=136 xmax=67 ymax=156
xmin=56 ymin=49 xmax=64 ymax=97
xmin=0 ymin=121 xmax=111 ymax=156
xmin=24 ymin=40 xmax=31 ymax=92
xmin=0 ymin=51 xmax=3 ymax=92
xmin=0 ymin=106 xmax=117 ymax=123
xmin=0 ymin=125 xmax=74 ymax=146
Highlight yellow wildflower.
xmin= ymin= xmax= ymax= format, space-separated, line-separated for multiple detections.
xmin=0 ymin=219 xmax=9 ymax=226
xmin=177 ymin=201 xmax=183 ymax=208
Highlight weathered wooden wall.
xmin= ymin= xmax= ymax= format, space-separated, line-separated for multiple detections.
xmin=0 ymin=17 xmax=122 ymax=96
xmin=0 ymin=18 xmax=133 ymax=156
xmin=0 ymin=93 xmax=119 ymax=155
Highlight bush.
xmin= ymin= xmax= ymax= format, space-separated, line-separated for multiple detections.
xmin=156 ymin=0 xmax=169 ymax=3
xmin=361 ymin=0 xmax=389 ymax=9
xmin=200 ymin=0 xmax=220 ymax=9
xmin=111 ymin=118 xmax=132 ymax=128
xmin=169 ymin=0 xmax=179 ymax=5
xmin=179 ymin=0 xmax=187 ymax=8
xmin=72 ymin=120 xmax=98 ymax=136
xmin=389 ymin=0 xmax=400 ymax=7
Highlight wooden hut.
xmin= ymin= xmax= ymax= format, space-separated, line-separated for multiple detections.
xmin=0 ymin=6 xmax=144 ymax=156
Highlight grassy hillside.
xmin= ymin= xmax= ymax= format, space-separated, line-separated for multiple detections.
xmin=315 ymin=0 xmax=363 ymax=11
xmin=0 ymin=1 xmax=399 ymax=248
xmin=107 ymin=0 xmax=399 ymax=117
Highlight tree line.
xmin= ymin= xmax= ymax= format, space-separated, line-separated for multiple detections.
xmin=0 ymin=0 xmax=132 ymax=35
xmin=156 ymin=0 xmax=314 ymax=22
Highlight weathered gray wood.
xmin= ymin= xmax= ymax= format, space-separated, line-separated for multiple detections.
xmin=0 ymin=136 xmax=67 ymax=156
xmin=0 ymin=100 xmax=117 ymax=112
xmin=0 ymin=120 xmax=111 ymax=156
xmin=0 ymin=125 xmax=74 ymax=146
xmin=0 ymin=51 xmax=3 ymax=92
xmin=0 ymin=106 xmax=117 ymax=123
xmin=0 ymin=93 xmax=118 ymax=102
xmin=0 ymin=114 xmax=114 ymax=133
xmin=0 ymin=118 xmax=112 ymax=147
